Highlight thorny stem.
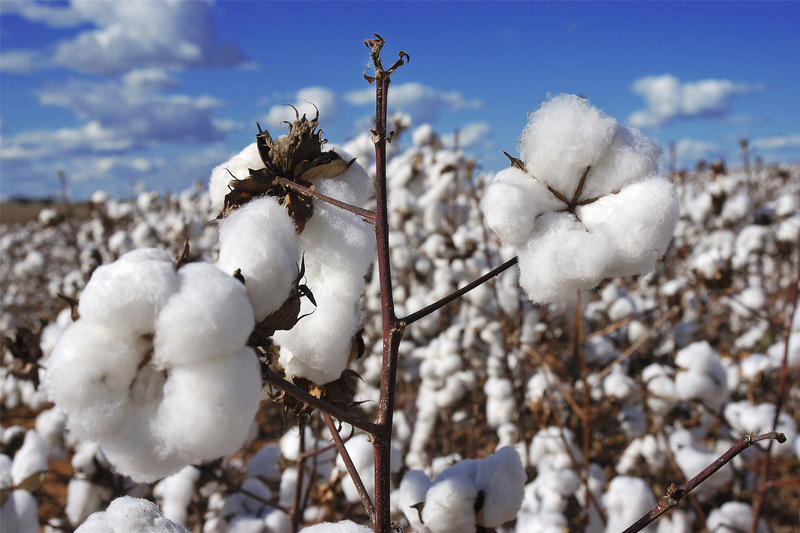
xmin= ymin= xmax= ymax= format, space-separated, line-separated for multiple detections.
xmin=275 ymin=177 xmax=376 ymax=223
xmin=623 ymin=431 xmax=787 ymax=533
xmin=750 ymin=231 xmax=800 ymax=532
xmin=322 ymin=413 xmax=376 ymax=522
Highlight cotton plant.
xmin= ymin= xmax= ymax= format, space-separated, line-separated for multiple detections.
xmin=45 ymin=248 xmax=262 ymax=482
xmin=481 ymin=94 xmax=680 ymax=304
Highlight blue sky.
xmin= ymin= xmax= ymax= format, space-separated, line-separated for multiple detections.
xmin=1 ymin=0 xmax=798 ymax=200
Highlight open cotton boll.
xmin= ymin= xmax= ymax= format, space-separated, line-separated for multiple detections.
xmin=216 ymin=196 xmax=299 ymax=322
xmin=706 ymin=502 xmax=768 ymax=533
xmin=10 ymin=430 xmax=48 ymax=487
xmin=326 ymin=145 xmax=373 ymax=207
xmin=247 ymin=443 xmax=282 ymax=482
xmin=399 ymin=470 xmax=432 ymax=531
xmin=154 ymin=263 xmax=255 ymax=366
xmin=75 ymin=496 xmax=189 ymax=533
xmin=474 ymin=446 xmax=526 ymax=528
xmin=519 ymin=94 xmax=618 ymax=193
xmin=422 ymin=476 xmax=479 ymax=533
xmin=0 ymin=489 xmax=39 ymax=533
xmin=674 ymin=341 xmax=728 ymax=410
xmin=724 ymin=401 xmax=797 ymax=458
xmin=208 ymin=142 xmax=262 ymax=212
xmin=602 ymin=476 xmax=657 ymax=533
xmin=300 ymin=521 xmax=373 ymax=533
xmin=581 ymin=126 xmax=661 ymax=199
xmin=153 ymin=466 xmax=200 ymax=526
xmin=78 ymin=248 xmax=177 ymax=335
xmin=66 ymin=478 xmax=112 ymax=527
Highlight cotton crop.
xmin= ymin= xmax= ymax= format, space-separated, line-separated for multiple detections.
xmin=399 ymin=447 xmax=525 ymax=533
xmin=75 ymin=496 xmax=189 ymax=533
xmin=46 ymin=248 xmax=261 ymax=482
xmin=481 ymin=94 xmax=679 ymax=303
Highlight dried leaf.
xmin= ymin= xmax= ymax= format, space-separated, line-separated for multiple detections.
xmin=16 ymin=471 xmax=46 ymax=493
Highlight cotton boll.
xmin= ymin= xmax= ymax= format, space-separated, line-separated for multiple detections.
xmin=66 ymin=478 xmax=112 ymax=527
xmin=674 ymin=341 xmax=728 ymax=411
xmin=481 ymin=168 xmax=564 ymax=248
xmin=75 ymin=496 xmax=190 ymax=533
xmin=0 ymin=489 xmax=39 ymax=533
xmin=154 ymin=263 xmax=255 ymax=366
xmin=14 ymin=250 xmax=46 ymax=277
xmin=706 ymin=501 xmax=768 ymax=533
xmin=327 ymin=146 xmax=373 ymax=207
xmin=520 ymin=94 xmax=618 ymax=194
xmin=484 ymin=377 xmax=516 ymax=428
xmin=153 ymin=347 xmax=261 ymax=469
xmin=674 ymin=445 xmax=732 ymax=500
xmin=153 ymin=466 xmax=200 ymax=526
xmin=655 ymin=510 xmax=693 ymax=533
xmin=209 ymin=143 xmax=263 ymax=212
xmin=584 ymin=126 xmax=661 ymax=199
xmin=10 ymin=430 xmax=48 ymax=487
xmin=78 ymin=248 xmax=177 ymax=335
xmin=300 ymin=521 xmax=373 ymax=533
xmin=767 ymin=334 xmax=800 ymax=368
xmin=247 ymin=443 xmax=282 ymax=483
xmin=602 ymin=476 xmax=657 ymax=533
xmin=35 ymin=406 xmax=68 ymax=460
xmin=216 ymin=196 xmax=299 ymax=322
xmin=474 ymin=446 xmax=526 ymax=528
xmin=399 ymin=470 xmax=433 ymax=531
xmin=529 ymin=427 xmax=581 ymax=470
xmin=46 ymin=321 xmax=149 ymax=440
xmin=422 ymin=475 xmax=479 ymax=533
xmin=724 ymin=401 xmax=798 ymax=458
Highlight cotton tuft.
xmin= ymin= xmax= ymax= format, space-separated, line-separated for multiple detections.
xmin=481 ymin=94 xmax=679 ymax=304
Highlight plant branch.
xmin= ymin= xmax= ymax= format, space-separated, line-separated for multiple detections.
xmin=623 ymin=431 xmax=787 ymax=533
xmin=263 ymin=369 xmax=380 ymax=435
xmin=290 ymin=419 xmax=307 ymax=533
xmin=402 ymin=256 xmax=519 ymax=325
xmin=275 ymin=177 xmax=376 ymax=223
xmin=322 ymin=413 xmax=376 ymax=522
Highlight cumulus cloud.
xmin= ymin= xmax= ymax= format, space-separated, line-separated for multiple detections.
xmin=0 ymin=0 xmax=86 ymax=28
xmin=260 ymin=87 xmax=339 ymax=130
xmin=345 ymin=82 xmax=482 ymax=123
xmin=1 ymin=0 xmax=247 ymax=75
xmin=751 ymin=135 xmax=800 ymax=151
xmin=441 ymin=122 xmax=492 ymax=150
xmin=672 ymin=138 xmax=726 ymax=167
xmin=2 ymin=68 xmax=230 ymax=162
xmin=628 ymin=74 xmax=763 ymax=128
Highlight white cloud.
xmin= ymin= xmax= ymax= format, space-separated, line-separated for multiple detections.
xmin=0 ymin=0 xmax=86 ymax=28
xmin=345 ymin=82 xmax=482 ymax=123
xmin=751 ymin=135 xmax=800 ymax=151
xmin=672 ymin=138 xmax=726 ymax=167
xmin=441 ymin=122 xmax=492 ymax=150
xmin=0 ymin=49 xmax=51 ymax=73
xmin=2 ymin=0 xmax=247 ymax=75
xmin=628 ymin=74 xmax=763 ymax=128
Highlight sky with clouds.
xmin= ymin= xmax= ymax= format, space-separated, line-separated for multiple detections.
xmin=1 ymin=0 xmax=798 ymax=199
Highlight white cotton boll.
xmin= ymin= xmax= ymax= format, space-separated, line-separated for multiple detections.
xmin=327 ymin=146 xmax=373 ymax=207
xmin=474 ymin=446 xmax=526 ymax=528
xmin=603 ymin=367 xmax=639 ymax=401
xmin=399 ymin=470 xmax=433 ymax=531
xmin=265 ymin=509 xmax=291 ymax=533
xmin=724 ymin=401 xmax=798 ymax=458
xmin=35 ymin=407 xmax=67 ymax=460
xmin=422 ymin=475 xmax=478 ymax=533
xmin=608 ymin=297 xmax=636 ymax=322
xmin=336 ymin=433 xmax=375 ymax=504
xmin=529 ymin=427 xmax=581 ymax=470
xmin=515 ymin=508 xmax=568 ymax=533
xmin=46 ymin=321 xmax=149 ymax=440
xmin=0 ymin=489 xmax=39 ymax=533
xmin=767 ymin=334 xmax=800 ymax=368
xmin=520 ymin=94 xmax=618 ymax=194
xmin=78 ymin=248 xmax=177 ymax=335
xmin=66 ymin=478 xmax=111 ymax=527
xmin=10 ymin=430 xmax=48 ymax=487
xmin=216 ymin=196 xmax=299 ymax=322
xmin=209 ymin=143 xmax=262 ymax=212
xmin=674 ymin=341 xmax=727 ymax=407
xmin=484 ymin=378 xmax=516 ymax=429
xmin=655 ymin=510 xmax=693 ymax=533
xmin=602 ymin=476 xmax=657 ymax=533
xmin=154 ymin=263 xmax=255 ymax=366
xmin=108 ymin=230 xmax=133 ymax=256
xmin=674 ymin=446 xmax=732 ymax=499
xmin=577 ymin=175 xmax=680 ymax=278
xmin=618 ymin=407 xmax=647 ymax=440
xmin=627 ymin=320 xmax=649 ymax=344
xmin=299 ymin=521 xmax=373 ymax=533
xmin=738 ymin=353 xmax=775 ymax=381
xmin=481 ymin=168 xmax=563 ymax=248
xmin=707 ymin=501 xmax=768 ymax=533
xmin=13 ymin=250 xmax=45 ymax=277
xmin=247 ymin=443 xmax=282 ymax=482
xmin=75 ymin=496 xmax=190 ymax=533
xmin=153 ymin=466 xmax=200 ymax=526
xmin=777 ymin=216 xmax=800 ymax=243
xmin=583 ymin=126 xmax=661 ymax=199
xmin=720 ymin=192 xmax=750 ymax=224
xmin=153 ymin=347 xmax=261 ymax=470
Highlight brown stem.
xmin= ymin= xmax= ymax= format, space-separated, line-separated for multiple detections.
xmin=291 ymin=419 xmax=307 ymax=533
xmin=574 ymin=291 xmax=595 ymax=526
xmin=322 ymin=413 xmax=376 ymax=522
xmin=275 ymin=177 xmax=376 ymax=223
xmin=623 ymin=431 xmax=787 ymax=533
xmin=750 ymin=232 xmax=800 ymax=532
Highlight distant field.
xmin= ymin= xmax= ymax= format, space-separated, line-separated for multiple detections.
xmin=0 ymin=200 xmax=91 ymax=224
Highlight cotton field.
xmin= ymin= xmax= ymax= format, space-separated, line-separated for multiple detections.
xmin=2 ymin=110 xmax=799 ymax=533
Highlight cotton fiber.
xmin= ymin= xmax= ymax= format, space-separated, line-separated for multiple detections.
xmin=75 ymin=496 xmax=189 ymax=533
xmin=46 ymin=248 xmax=261 ymax=482
xmin=481 ymin=94 xmax=679 ymax=304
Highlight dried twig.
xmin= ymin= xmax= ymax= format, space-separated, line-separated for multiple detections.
xmin=322 ymin=413 xmax=376 ymax=522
